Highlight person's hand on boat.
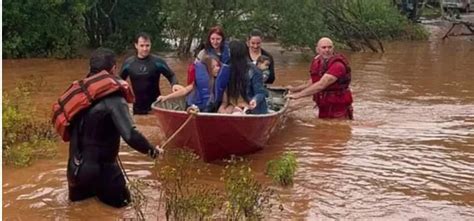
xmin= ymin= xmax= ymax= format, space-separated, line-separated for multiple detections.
xmin=285 ymin=93 xmax=298 ymax=100
xmin=172 ymin=84 xmax=184 ymax=92
xmin=248 ymin=99 xmax=257 ymax=110
xmin=156 ymin=95 xmax=168 ymax=103
xmin=231 ymin=106 xmax=244 ymax=114
xmin=186 ymin=105 xmax=200 ymax=115
xmin=243 ymin=106 xmax=252 ymax=114
xmin=286 ymin=85 xmax=297 ymax=93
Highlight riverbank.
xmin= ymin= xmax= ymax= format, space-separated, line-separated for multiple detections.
xmin=420 ymin=11 xmax=474 ymax=39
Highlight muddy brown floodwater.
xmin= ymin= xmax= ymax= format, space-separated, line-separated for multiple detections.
xmin=3 ymin=26 xmax=474 ymax=220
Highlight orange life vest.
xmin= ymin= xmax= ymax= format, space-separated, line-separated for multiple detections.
xmin=52 ymin=71 xmax=134 ymax=141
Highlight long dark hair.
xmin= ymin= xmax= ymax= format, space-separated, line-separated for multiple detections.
xmin=227 ymin=40 xmax=249 ymax=104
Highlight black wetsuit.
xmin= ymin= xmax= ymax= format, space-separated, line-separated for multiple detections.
xmin=67 ymin=92 xmax=156 ymax=208
xmin=120 ymin=54 xmax=178 ymax=114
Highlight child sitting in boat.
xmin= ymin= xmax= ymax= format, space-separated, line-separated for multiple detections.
xmin=256 ymin=55 xmax=271 ymax=83
xmin=157 ymin=54 xmax=230 ymax=113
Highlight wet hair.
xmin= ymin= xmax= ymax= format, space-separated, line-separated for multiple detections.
xmin=200 ymin=53 xmax=221 ymax=77
xmin=205 ymin=26 xmax=225 ymax=50
xmin=199 ymin=53 xmax=221 ymax=92
xmin=227 ymin=40 xmax=249 ymax=103
xmin=134 ymin=32 xmax=152 ymax=43
xmin=247 ymin=29 xmax=263 ymax=40
xmin=89 ymin=48 xmax=116 ymax=75
xmin=256 ymin=55 xmax=271 ymax=66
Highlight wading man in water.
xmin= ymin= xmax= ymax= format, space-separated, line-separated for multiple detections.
xmin=67 ymin=48 xmax=161 ymax=207
xmin=120 ymin=32 xmax=183 ymax=114
xmin=286 ymin=37 xmax=353 ymax=119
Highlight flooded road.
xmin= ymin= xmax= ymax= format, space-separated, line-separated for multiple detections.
xmin=3 ymin=28 xmax=474 ymax=220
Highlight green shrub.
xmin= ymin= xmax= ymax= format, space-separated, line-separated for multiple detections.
xmin=266 ymin=152 xmax=297 ymax=186
xmin=222 ymin=157 xmax=274 ymax=220
xmin=4 ymin=139 xmax=56 ymax=167
xmin=2 ymin=78 xmax=57 ymax=167
xmin=127 ymin=179 xmax=152 ymax=221
xmin=157 ymin=149 xmax=222 ymax=220
xmin=275 ymin=0 xmax=429 ymax=52
xmin=155 ymin=151 xmax=280 ymax=220
xmin=2 ymin=0 xmax=87 ymax=58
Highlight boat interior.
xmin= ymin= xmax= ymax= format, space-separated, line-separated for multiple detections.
xmin=154 ymin=87 xmax=288 ymax=113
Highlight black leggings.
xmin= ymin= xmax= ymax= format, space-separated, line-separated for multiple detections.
xmin=67 ymin=160 xmax=131 ymax=208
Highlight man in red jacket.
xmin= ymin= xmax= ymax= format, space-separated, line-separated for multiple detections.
xmin=286 ymin=37 xmax=353 ymax=119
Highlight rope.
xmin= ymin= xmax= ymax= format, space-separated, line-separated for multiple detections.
xmin=118 ymin=155 xmax=131 ymax=183
xmin=159 ymin=106 xmax=199 ymax=149
xmin=118 ymin=105 xmax=199 ymax=183
xmin=153 ymin=105 xmax=199 ymax=213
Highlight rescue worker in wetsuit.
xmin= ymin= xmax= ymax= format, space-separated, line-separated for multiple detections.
xmin=286 ymin=37 xmax=353 ymax=119
xmin=67 ymin=48 xmax=161 ymax=208
xmin=120 ymin=32 xmax=183 ymax=115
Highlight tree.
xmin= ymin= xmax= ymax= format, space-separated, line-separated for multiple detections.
xmin=83 ymin=0 xmax=167 ymax=52
xmin=3 ymin=0 xmax=87 ymax=58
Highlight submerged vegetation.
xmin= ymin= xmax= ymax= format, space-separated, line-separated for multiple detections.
xmin=157 ymin=149 xmax=222 ymax=220
xmin=155 ymin=150 xmax=279 ymax=220
xmin=127 ymin=178 xmax=153 ymax=220
xmin=266 ymin=152 xmax=297 ymax=186
xmin=3 ymin=0 xmax=430 ymax=58
xmin=2 ymin=78 xmax=57 ymax=167
xmin=222 ymin=157 xmax=275 ymax=220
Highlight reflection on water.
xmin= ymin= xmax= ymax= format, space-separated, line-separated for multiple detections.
xmin=3 ymin=33 xmax=474 ymax=220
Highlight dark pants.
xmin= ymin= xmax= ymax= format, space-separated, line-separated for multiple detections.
xmin=133 ymin=103 xmax=152 ymax=115
xmin=67 ymin=159 xmax=131 ymax=208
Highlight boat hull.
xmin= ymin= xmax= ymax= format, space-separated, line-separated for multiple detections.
xmin=151 ymin=88 xmax=288 ymax=162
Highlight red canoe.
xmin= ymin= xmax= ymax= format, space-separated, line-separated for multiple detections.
xmin=151 ymin=87 xmax=289 ymax=162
